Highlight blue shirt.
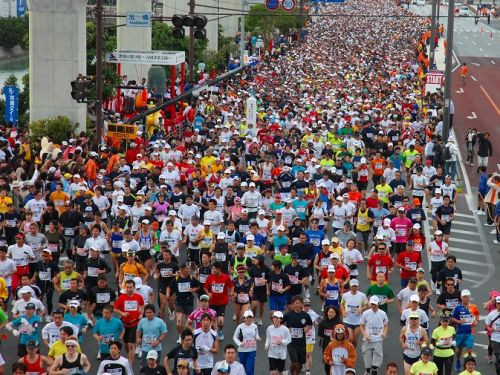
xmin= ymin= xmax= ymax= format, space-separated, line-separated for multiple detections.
xmin=64 ymin=313 xmax=88 ymax=342
xmin=137 ymin=316 xmax=167 ymax=352
xmin=242 ymin=233 xmax=266 ymax=248
xmin=273 ymin=235 xmax=289 ymax=254
xmin=451 ymin=304 xmax=473 ymax=335
xmin=305 ymin=229 xmax=325 ymax=255
xmin=292 ymin=199 xmax=308 ymax=220
xmin=94 ymin=317 xmax=125 ymax=354
xmin=11 ymin=314 xmax=42 ymax=345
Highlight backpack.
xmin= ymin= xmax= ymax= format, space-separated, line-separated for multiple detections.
xmin=444 ymin=145 xmax=452 ymax=161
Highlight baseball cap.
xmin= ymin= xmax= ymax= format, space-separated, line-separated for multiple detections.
xmin=200 ymin=294 xmax=210 ymax=301
xmin=303 ymin=298 xmax=311 ymax=306
xmin=217 ymin=232 xmax=226 ymax=239
xmin=26 ymin=302 xmax=36 ymax=310
xmin=461 ymin=289 xmax=471 ymax=297
xmin=177 ymin=360 xmax=189 ymax=368
xmin=413 ymin=223 xmax=421 ymax=229
xmin=26 ymin=340 xmax=37 ymax=349
xmin=243 ymin=310 xmax=254 ymax=318
xmin=416 ymin=267 xmax=425 ymax=273
xmin=330 ymin=252 xmax=340 ymax=259
xmin=322 ymin=239 xmax=330 ymax=246
xmin=246 ymin=234 xmax=255 ymax=241
xmin=277 ymin=225 xmax=285 ymax=231
xmin=434 ymin=230 xmax=443 ymax=236
xmin=272 ymin=311 xmax=284 ymax=318
xmin=203 ymin=220 xmax=211 ymax=226
xmin=327 ymin=265 xmax=335 ymax=273
xmin=369 ymin=296 xmax=379 ymax=305
xmin=291 ymin=252 xmax=299 ymax=259
xmin=410 ymin=295 xmax=419 ymax=302
xmin=421 ymin=346 xmax=432 ymax=355
xmin=398 ymin=206 xmax=405 ymax=212
xmin=146 ymin=350 xmax=158 ymax=360
xmin=383 ymin=218 xmax=391 ymax=226
xmin=331 ymin=237 xmax=339 ymax=243
xmin=435 ymin=189 xmax=442 ymax=194
xmin=495 ymin=296 xmax=500 ymax=303
xmin=350 ymin=279 xmax=359 ymax=286
xmin=19 ymin=286 xmax=32 ymax=294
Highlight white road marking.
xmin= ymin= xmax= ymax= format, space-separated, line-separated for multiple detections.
xmin=454 ymin=212 xmax=474 ymax=218
xmin=479 ymin=47 xmax=483 ymax=52
xmin=471 ymin=75 xmax=477 ymax=81
xmin=485 ymin=54 xmax=489 ymax=57
xmin=472 ymin=41 xmax=477 ymax=45
xmin=456 ymin=87 xmax=464 ymax=93
xmin=461 ymin=270 xmax=490 ymax=277
xmin=467 ymin=112 xmax=477 ymax=119
xmin=471 ymin=62 xmax=480 ymax=66
xmin=456 ymin=41 xmax=464 ymax=45
xmin=464 ymin=36 xmax=469 ymax=39
xmin=452 ymin=220 xmax=477 ymax=227
xmin=450 ymin=228 xmax=480 ymax=235
xmin=456 ymin=259 xmax=491 ymax=266
xmin=449 ymin=238 xmax=478 ymax=245
xmin=497 ymin=164 xmax=500 ymax=172
xmin=450 ymin=248 xmax=481 ymax=255
xmin=474 ymin=343 xmax=489 ymax=349
xmin=492 ymin=60 xmax=496 ymax=65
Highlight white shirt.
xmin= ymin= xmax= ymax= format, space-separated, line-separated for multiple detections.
xmin=204 ymin=210 xmax=224 ymax=234
xmin=331 ymin=205 xmax=348 ymax=229
xmin=178 ymin=203 xmax=201 ymax=227
xmin=233 ymin=322 xmax=260 ymax=352
xmin=12 ymin=297 xmax=45 ymax=316
xmin=397 ymin=287 xmax=418 ymax=311
xmin=84 ymin=236 xmax=109 ymax=254
xmin=7 ymin=244 xmax=34 ymax=267
xmin=428 ymin=240 xmax=448 ymax=262
xmin=264 ymin=324 xmax=292 ymax=360
xmin=0 ymin=258 xmax=17 ymax=286
xmin=24 ymin=198 xmax=47 ymax=222
xmin=341 ymin=291 xmax=368 ymax=325
xmin=211 ymin=361 xmax=246 ymax=375
xmin=159 ymin=229 xmax=183 ymax=256
xmin=401 ymin=307 xmax=429 ymax=326
xmin=130 ymin=205 xmax=146 ymax=232
xmin=42 ymin=321 xmax=78 ymax=346
xmin=135 ymin=284 xmax=153 ymax=303
xmin=184 ymin=224 xmax=204 ymax=249
xmin=194 ymin=328 xmax=217 ymax=369
xmin=241 ymin=191 xmax=262 ymax=211
xmin=360 ymin=308 xmax=388 ymax=342
xmin=486 ymin=310 xmax=500 ymax=343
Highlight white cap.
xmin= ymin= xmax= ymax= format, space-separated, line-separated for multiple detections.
xmin=435 ymin=189 xmax=442 ymax=194
xmin=272 ymin=311 xmax=284 ymax=319
xmin=327 ymin=265 xmax=335 ymax=273
xmin=249 ymin=182 xmax=256 ymax=187
xmin=246 ymin=234 xmax=255 ymax=241
xmin=19 ymin=286 xmax=32 ymax=294
xmin=410 ymin=294 xmax=420 ymax=302
xmin=461 ymin=289 xmax=471 ymax=297
xmin=383 ymin=218 xmax=391 ymax=226
xmin=360 ymin=157 xmax=367 ymax=163
xmin=350 ymin=279 xmax=359 ymax=286
xmin=412 ymin=223 xmax=421 ymax=229
xmin=322 ymin=239 xmax=330 ymax=246
xmin=330 ymin=252 xmax=340 ymax=259
xmin=258 ymin=209 xmax=266 ymax=215
xmin=277 ymin=225 xmax=285 ymax=231
xmin=203 ymin=220 xmax=211 ymax=226
xmin=141 ymin=219 xmax=150 ymax=225
xmin=369 ymin=296 xmax=380 ymax=305
xmin=69 ymin=300 xmax=80 ymax=308
xmin=434 ymin=230 xmax=443 ymax=235
xmin=146 ymin=350 xmax=158 ymax=360
xmin=168 ymin=210 xmax=177 ymax=216
xmin=243 ymin=310 xmax=254 ymax=318
xmin=217 ymin=232 xmax=226 ymax=239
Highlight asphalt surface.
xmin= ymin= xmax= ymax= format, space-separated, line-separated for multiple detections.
xmin=1 ymin=4 xmax=499 ymax=375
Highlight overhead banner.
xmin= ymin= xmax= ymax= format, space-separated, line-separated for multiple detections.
xmin=3 ymin=85 xmax=19 ymax=125
xmin=16 ymin=0 xmax=26 ymax=16
xmin=105 ymin=50 xmax=185 ymax=66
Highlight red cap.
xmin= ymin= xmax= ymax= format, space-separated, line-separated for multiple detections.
xmin=426 ymin=159 xmax=432 ymax=164
xmin=15 ymin=233 xmax=25 ymax=239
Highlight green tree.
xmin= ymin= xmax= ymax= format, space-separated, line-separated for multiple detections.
xmin=29 ymin=116 xmax=78 ymax=146
xmin=246 ymin=4 xmax=303 ymax=35
xmin=0 ymin=16 xmax=28 ymax=49
xmin=86 ymin=22 xmax=120 ymax=101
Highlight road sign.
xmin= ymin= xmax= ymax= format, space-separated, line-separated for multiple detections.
xmin=107 ymin=123 xmax=138 ymax=140
xmin=265 ymin=0 xmax=280 ymax=11
xmin=126 ymin=12 xmax=152 ymax=27
xmin=310 ymin=0 xmax=345 ymax=3
xmin=105 ymin=50 xmax=185 ymax=65
xmin=425 ymin=69 xmax=444 ymax=93
xmin=282 ymin=0 xmax=296 ymax=11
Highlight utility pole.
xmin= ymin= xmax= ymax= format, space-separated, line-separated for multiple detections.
xmin=442 ymin=0 xmax=454 ymax=144
xmin=240 ymin=0 xmax=246 ymax=63
xmin=299 ymin=0 xmax=304 ymax=43
xmin=430 ymin=0 xmax=437 ymax=69
xmin=189 ymin=0 xmax=195 ymax=82
xmin=95 ymin=0 xmax=104 ymax=149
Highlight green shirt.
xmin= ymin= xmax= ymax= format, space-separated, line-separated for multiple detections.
xmin=431 ymin=325 xmax=456 ymax=358
xmin=274 ymin=254 xmax=292 ymax=268
xmin=410 ymin=360 xmax=438 ymax=375
xmin=0 ymin=308 xmax=7 ymax=324
xmin=366 ymin=284 xmax=395 ymax=313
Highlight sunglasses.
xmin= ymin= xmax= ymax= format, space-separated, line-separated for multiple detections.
xmin=409 ymin=317 xmax=419 ymax=320
xmin=446 ymin=283 xmax=454 ymax=286
xmin=378 ymin=247 xmax=386 ymax=250
xmin=66 ymin=345 xmax=76 ymax=348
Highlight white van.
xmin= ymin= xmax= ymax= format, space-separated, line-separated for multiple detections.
xmin=459 ymin=5 xmax=470 ymax=16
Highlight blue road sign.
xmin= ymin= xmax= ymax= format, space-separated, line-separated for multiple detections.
xmin=265 ymin=0 xmax=280 ymax=11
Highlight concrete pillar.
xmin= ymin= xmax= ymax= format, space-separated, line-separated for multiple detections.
xmin=163 ymin=0 xmax=218 ymax=52
xmin=117 ymin=0 xmax=152 ymax=83
xmin=28 ymin=0 xmax=87 ymax=132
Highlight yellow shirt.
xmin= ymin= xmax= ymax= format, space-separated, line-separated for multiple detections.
xmin=0 ymin=196 xmax=13 ymax=214
xmin=49 ymin=191 xmax=70 ymax=213
xmin=329 ymin=245 xmax=343 ymax=259
xmin=0 ymin=277 xmax=8 ymax=300
xmin=200 ymin=155 xmax=216 ymax=177
xmin=245 ymin=245 xmax=263 ymax=258
xmin=431 ymin=325 xmax=456 ymax=357
xmin=48 ymin=340 xmax=81 ymax=358
xmin=410 ymin=360 xmax=438 ymax=375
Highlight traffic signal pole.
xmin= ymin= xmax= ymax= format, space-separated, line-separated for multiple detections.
xmin=189 ymin=0 xmax=195 ymax=82
xmin=430 ymin=0 xmax=437 ymax=68
xmin=240 ymin=0 xmax=246 ymax=63
xmin=95 ymin=0 xmax=104 ymax=148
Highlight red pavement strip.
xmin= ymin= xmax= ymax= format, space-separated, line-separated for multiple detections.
xmin=451 ymin=56 xmax=500 ymax=185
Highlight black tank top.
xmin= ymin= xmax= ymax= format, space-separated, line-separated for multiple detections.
xmin=61 ymin=353 xmax=82 ymax=374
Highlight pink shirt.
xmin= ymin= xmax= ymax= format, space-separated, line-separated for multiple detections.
xmin=390 ymin=217 xmax=412 ymax=243
xmin=188 ymin=307 xmax=217 ymax=329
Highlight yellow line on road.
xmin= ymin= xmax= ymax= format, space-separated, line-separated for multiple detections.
xmin=480 ymin=85 xmax=500 ymax=116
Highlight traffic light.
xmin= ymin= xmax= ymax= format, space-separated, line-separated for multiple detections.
xmin=70 ymin=77 xmax=92 ymax=103
xmin=171 ymin=14 xmax=207 ymax=40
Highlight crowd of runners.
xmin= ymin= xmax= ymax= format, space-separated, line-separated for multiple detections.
xmin=0 ymin=0 xmax=499 ymax=375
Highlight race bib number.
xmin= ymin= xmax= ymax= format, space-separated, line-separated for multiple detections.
xmin=14 ymin=257 xmax=27 ymax=266
xmin=96 ymin=293 xmax=110 ymax=304
xmin=271 ymin=282 xmax=282 ymax=292
xmin=124 ymin=273 xmax=135 ymax=281
xmin=178 ymin=282 xmax=191 ymax=293
xmin=333 ymin=353 xmax=344 ymax=365
xmin=320 ymin=258 xmax=330 ymax=267
xmin=375 ymin=266 xmax=387 ymax=274
xmin=143 ymin=335 xmax=156 ymax=345
xmin=254 ymin=277 xmax=266 ymax=286
xmin=64 ymin=228 xmax=75 ymax=236
xmin=212 ymin=283 xmax=224 ymax=293
xmin=237 ymin=294 xmax=249 ymax=303
xmin=112 ymin=240 xmax=122 ymax=248
xmin=288 ymin=274 xmax=299 ymax=284
xmin=39 ymin=271 xmax=51 ymax=281
xmin=441 ymin=215 xmax=450 ymax=222
xmin=290 ymin=328 xmax=303 ymax=338
xmin=395 ymin=228 xmax=406 ymax=236
xmin=102 ymin=334 xmax=114 ymax=344
xmin=327 ymin=290 xmax=339 ymax=300
xmin=368 ymin=325 xmax=382 ymax=336
xmin=460 ymin=314 xmax=473 ymax=325
xmin=406 ymin=262 xmax=417 ymax=271
xmin=87 ymin=267 xmax=99 ymax=277
xmin=76 ymin=247 xmax=87 ymax=256
xmin=124 ymin=300 xmax=138 ymax=311
xmin=199 ymin=274 xmax=208 ymax=284
xmin=160 ymin=268 xmax=173 ymax=278
xmin=61 ymin=279 xmax=71 ymax=290
xmin=243 ymin=338 xmax=256 ymax=349
xmin=47 ymin=243 xmax=58 ymax=252
xmin=271 ymin=335 xmax=282 ymax=345
xmin=215 ymin=253 xmax=226 ymax=261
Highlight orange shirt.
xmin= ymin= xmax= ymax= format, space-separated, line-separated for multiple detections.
xmin=460 ymin=66 xmax=468 ymax=76
xmin=371 ymin=158 xmax=386 ymax=176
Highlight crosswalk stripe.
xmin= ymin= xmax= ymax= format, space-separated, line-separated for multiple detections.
xmin=450 ymin=228 xmax=480 ymax=235
xmin=454 ymin=212 xmax=475 ymax=218
xmin=451 ymin=220 xmax=477 ymax=227
xmin=463 ymin=277 xmax=481 ymax=284
xmin=449 ymin=238 xmax=479 ymax=245
xmin=461 ymin=270 xmax=488 ymax=277
xmin=455 ymin=259 xmax=490 ymax=266
xmin=450 ymin=248 xmax=481 ymax=255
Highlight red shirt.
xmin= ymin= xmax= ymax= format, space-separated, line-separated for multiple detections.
xmin=366 ymin=196 xmax=379 ymax=209
xmin=320 ymin=263 xmax=350 ymax=281
xmin=396 ymin=250 xmax=422 ymax=280
xmin=115 ymin=292 xmax=144 ymax=327
xmin=368 ymin=254 xmax=394 ymax=281
xmin=204 ymin=273 xmax=233 ymax=306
